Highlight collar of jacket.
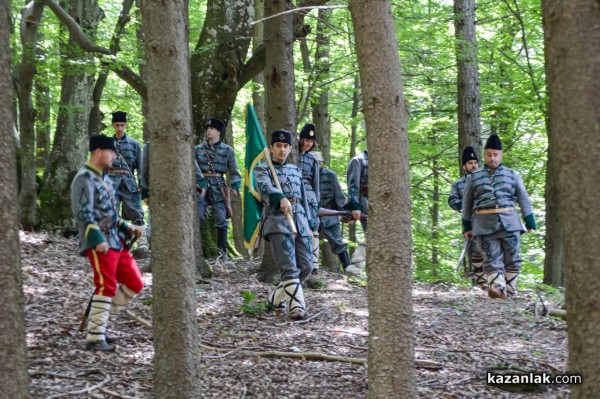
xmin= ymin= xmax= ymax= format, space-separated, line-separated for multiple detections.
xmin=84 ymin=161 xmax=104 ymax=176
xmin=271 ymin=158 xmax=289 ymax=166
xmin=206 ymin=140 xmax=222 ymax=148
xmin=114 ymin=134 xmax=128 ymax=141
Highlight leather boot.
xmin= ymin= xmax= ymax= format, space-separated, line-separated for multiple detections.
xmin=86 ymin=295 xmax=115 ymax=351
xmin=338 ymin=250 xmax=351 ymax=270
xmin=217 ymin=227 xmax=228 ymax=259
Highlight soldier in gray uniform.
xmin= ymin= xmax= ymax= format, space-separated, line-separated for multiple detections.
xmin=108 ymin=111 xmax=148 ymax=257
xmin=448 ymin=146 xmax=486 ymax=288
xmin=71 ymin=135 xmax=143 ymax=351
xmin=298 ymin=123 xmax=321 ymax=273
xmin=195 ymin=118 xmax=241 ymax=258
xmin=255 ymin=130 xmax=313 ymax=320
xmin=462 ymin=135 xmax=536 ymax=299
xmin=314 ymin=152 xmax=351 ymax=271
xmin=345 ymin=149 xmax=368 ymax=276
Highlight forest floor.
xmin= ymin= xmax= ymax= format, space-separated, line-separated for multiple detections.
xmin=21 ymin=231 xmax=570 ymax=399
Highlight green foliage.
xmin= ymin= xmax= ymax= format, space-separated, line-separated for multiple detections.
xmin=237 ymin=290 xmax=267 ymax=315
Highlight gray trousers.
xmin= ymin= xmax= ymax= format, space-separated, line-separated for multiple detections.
xmin=197 ymin=196 xmax=229 ymax=228
xmin=320 ymin=217 xmax=348 ymax=254
xmin=116 ymin=189 xmax=144 ymax=226
xmin=268 ymin=233 xmax=313 ymax=282
xmin=477 ymin=226 xmax=521 ymax=274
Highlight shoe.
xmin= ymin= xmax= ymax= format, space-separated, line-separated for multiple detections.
xmin=488 ymin=286 xmax=507 ymax=299
xmin=344 ymin=264 xmax=362 ymax=277
xmin=311 ymin=268 xmax=319 ymax=275
xmin=86 ymin=340 xmax=115 ymax=352
xmin=105 ymin=334 xmax=119 ymax=344
xmin=289 ymin=308 xmax=306 ymax=320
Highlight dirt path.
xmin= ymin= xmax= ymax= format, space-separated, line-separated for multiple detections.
xmin=20 ymin=232 xmax=569 ymax=398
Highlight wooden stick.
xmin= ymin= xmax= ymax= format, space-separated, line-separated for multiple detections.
xmin=125 ymin=310 xmax=153 ymax=329
xmin=548 ymin=308 xmax=566 ymax=319
xmin=262 ymin=147 xmax=297 ymax=234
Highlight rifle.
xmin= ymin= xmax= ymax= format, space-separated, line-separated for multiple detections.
xmin=79 ymin=292 xmax=94 ymax=331
xmin=454 ymin=237 xmax=471 ymax=272
xmin=318 ymin=208 xmax=368 ymax=221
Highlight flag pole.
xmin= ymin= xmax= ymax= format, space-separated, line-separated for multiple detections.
xmin=262 ymin=147 xmax=298 ymax=234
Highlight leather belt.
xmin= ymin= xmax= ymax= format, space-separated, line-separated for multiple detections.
xmin=108 ymin=169 xmax=132 ymax=175
xmin=474 ymin=207 xmax=514 ymax=215
xmin=203 ymin=172 xmax=223 ymax=177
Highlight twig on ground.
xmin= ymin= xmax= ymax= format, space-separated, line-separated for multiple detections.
xmin=273 ymin=310 xmax=325 ymax=326
xmin=46 ymin=370 xmax=110 ymax=398
xmin=125 ymin=310 xmax=152 ymax=329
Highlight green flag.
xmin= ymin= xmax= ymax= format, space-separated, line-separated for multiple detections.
xmin=243 ymin=104 xmax=267 ymax=249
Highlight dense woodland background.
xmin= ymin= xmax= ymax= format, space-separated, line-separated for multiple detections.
xmin=5 ymin=0 xmax=600 ymax=398
xmin=7 ymin=0 xmax=550 ymax=284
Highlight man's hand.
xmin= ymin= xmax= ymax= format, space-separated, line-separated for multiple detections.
xmin=464 ymin=230 xmax=473 ymax=240
xmin=95 ymin=242 xmax=110 ymax=254
xmin=279 ymin=198 xmax=292 ymax=215
xmin=127 ymin=224 xmax=144 ymax=240
xmin=352 ymin=210 xmax=362 ymax=220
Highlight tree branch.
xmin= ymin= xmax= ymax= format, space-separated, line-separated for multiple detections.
xmin=42 ymin=0 xmax=112 ymax=55
xmin=238 ymin=43 xmax=266 ymax=89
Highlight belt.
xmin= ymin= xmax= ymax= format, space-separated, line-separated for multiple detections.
xmin=474 ymin=207 xmax=514 ymax=215
xmin=108 ymin=169 xmax=132 ymax=175
xmin=203 ymin=172 xmax=223 ymax=177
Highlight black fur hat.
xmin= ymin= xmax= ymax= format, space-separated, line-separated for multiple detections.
xmin=461 ymin=146 xmax=478 ymax=165
xmin=271 ymin=129 xmax=292 ymax=145
xmin=90 ymin=135 xmax=117 ymax=152
xmin=111 ymin=111 xmax=127 ymax=123
xmin=299 ymin=123 xmax=316 ymax=140
xmin=484 ymin=134 xmax=502 ymax=151
xmin=205 ymin=118 xmax=226 ymax=135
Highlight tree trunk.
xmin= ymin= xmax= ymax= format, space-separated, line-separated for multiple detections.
xmin=0 ymin=0 xmax=31 ymax=394
xmin=141 ymin=1 xmax=200 ymax=397
xmin=35 ymin=77 xmax=51 ymax=170
xmin=454 ymin=0 xmax=481 ymax=164
xmin=17 ymin=0 xmax=44 ymax=230
xmin=543 ymin=133 xmax=563 ymax=287
xmin=348 ymin=74 xmax=361 ymax=250
xmin=190 ymin=0 xmax=253 ymax=137
xmin=312 ymin=9 xmax=332 ymax=162
xmin=349 ymin=0 xmax=417 ymax=397
xmin=227 ymin=119 xmax=247 ymax=257
xmin=258 ymin=0 xmax=298 ymax=281
xmin=37 ymin=0 xmax=103 ymax=229
xmin=542 ymin=1 xmax=600 ymax=396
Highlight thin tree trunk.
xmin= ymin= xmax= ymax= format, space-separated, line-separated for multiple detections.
xmin=543 ymin=131 xmax=563 ymax=287
xmin=454 ymin=0 xmax=481 ymax=164
xmin=312 ymin=8 xmax=331 ymax=161
xmin=349 ymin=0 xmax=417 ymax=396
xmin=348 ymin=74 xmax=361 ymax=250
xmin=0 ymin=0 xmax=31 ymax=394
xmin=141 ymin=0 xmax=200 ymax=397
xmin=17 ymin=0 xmax=44 ymax=229
xmin=227 ymin=119 xmax=247 ymax=257
xmin=37 ymin=0 xmax=103 ymax=229
xmin=542 ymin=1 xmax=600 ymax=396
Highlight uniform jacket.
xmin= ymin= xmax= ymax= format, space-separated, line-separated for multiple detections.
xmin=299 ymin=151 xmax=320 ymax=227
xmin=448 ymin=175 xmax=467 ymax=212
xmin=319 ymin=167 xmax=347 ymax=227
xmin=346 ymin=150 xmax=368 ymax=212
xmin=254 ymin=160 xmax=312 ymax=239
xmin=71 ymin=162 xmax=131 ymax=255
xmin=110 ymin=134 xmax=143 ymax=193
xmin=462 ymin=164 xmax=536 ymax=236
xmin=195 ymin=140 xmax=241 ymax=202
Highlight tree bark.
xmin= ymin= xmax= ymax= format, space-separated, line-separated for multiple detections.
xmin=17 ymin=0 xmax=44 ymax=230
xmin=141 ymin=0 xmax=200 ymax=397
xmin=543 ymin=132 xmax=563 ymax=287
xmin=0 ymin=0 xmax=31 ymax=395
xmin=312 ymin=8 xmax=331 ymax=162
xmin=37 ymin=0 xmax=103 ymax=229
xmin=258 ymin=0 xmax=298 ymax=281
xmin=349 ymin=0 xmax=417 ymax=397
xmin=454 ymin=0 xmax=481 ymax=165
xmin=542 ymin=1 xmax=600 ymax=396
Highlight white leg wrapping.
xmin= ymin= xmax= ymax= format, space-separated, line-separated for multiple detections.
xmin=110 ymin=284 xmax=137 ymax=314
xmin=311 ymin=234 xmax=320 ymax=268
xmin=137 ymin=229 xmax=149 ymax=251
xmin=87 ymin=295 xmax=111 ymax=343
xmin=267 ymin=283 xmax=287 ymax=310
xmin=487 ymin=271 xmax=507 ymax=298
xmin=505 ymin=272 xmax=519 ymax=295
xmin=282 ymin=279 xmax=305 ymax=313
